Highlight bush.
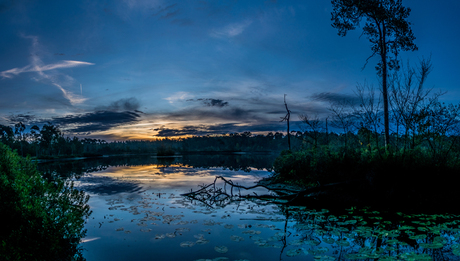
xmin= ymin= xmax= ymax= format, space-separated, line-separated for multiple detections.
xmin=0 ymin=142 xmax=91 ymax=261
xmin=272 ymin=146 xmax=460 ymax=211
xmin=272 ymin=147 xmax=364 ymax=185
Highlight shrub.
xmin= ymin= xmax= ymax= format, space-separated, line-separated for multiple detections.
xmin=0 ymin=142 xmax=91 ymax=261
xmin=272 ymin=146 xmax=460 ymax=210
xmin=272 ymin=147 xmax=364 ymax=185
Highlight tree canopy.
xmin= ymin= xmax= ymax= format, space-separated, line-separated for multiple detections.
xmin=331 ymin=0 xmax=418 ymax=147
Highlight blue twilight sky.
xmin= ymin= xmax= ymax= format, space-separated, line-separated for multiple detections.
xmin=1 ymin=0 xmax=459 ymax=140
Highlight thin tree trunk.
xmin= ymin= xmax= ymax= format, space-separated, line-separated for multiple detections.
xmin=381 ymin=23 xmax=390 ymax=148
xmin=283 ymin=95 xmax=291 ymax=151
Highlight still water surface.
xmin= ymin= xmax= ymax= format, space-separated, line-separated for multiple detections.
xmin=41 ymin=155 xmax=460 ymax=261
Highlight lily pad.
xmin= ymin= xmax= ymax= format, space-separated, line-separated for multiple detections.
xmin=195 ymin=239 xmax=210 ymax=245
xmin=286 ymin=248 xmax=304 ymax=257
xmin=180 ymin=241 xmax=195 ymax=247
xmin=419 ymin=242 xmax=443 ymax=249
xmin=242 ymin=230 xmax=261 ymax=235
xmin=289 ymin=239 xmax=304 ymax=246
xmin=230 ymin=235 xmax=244 ymax=242
xmin=344 ymin=253 xmax=368 ymax=260
xmin=313 ymin=255 xmax=335 ymax=260
xmin=214 ymin=246 xmax=228 ymax=253
xmin=336 ymin=239 xmax=350 ymax=247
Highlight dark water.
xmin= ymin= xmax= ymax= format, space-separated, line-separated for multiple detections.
xmin=40 ymin=154 xmax=460 ymax=261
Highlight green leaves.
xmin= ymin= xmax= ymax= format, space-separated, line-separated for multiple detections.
xmin=0 ymin=143 xmax=91 ymax=261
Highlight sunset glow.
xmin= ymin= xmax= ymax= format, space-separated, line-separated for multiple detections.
xmin=1 ymin=0 xmax=459 ymax=140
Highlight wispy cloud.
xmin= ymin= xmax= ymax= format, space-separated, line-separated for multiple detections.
xmin=211 ymin=20 xmax=252 ymax=38
xmin=0 ymin=35 xmax=93 ymax=105
xmin=0 ymin=60 xmax=94 ymax=79
xmin=164 ymin=91 xmax=194 ymax=104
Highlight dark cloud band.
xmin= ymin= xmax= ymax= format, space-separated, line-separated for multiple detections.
xmin=154 ymin=122 xmax=287 ymax=137
xmin=52 ymin=111 xmax=140 ymax=133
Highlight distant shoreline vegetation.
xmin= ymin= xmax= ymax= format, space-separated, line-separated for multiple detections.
xmin=0 ymin=124 xmax=293 ymax=159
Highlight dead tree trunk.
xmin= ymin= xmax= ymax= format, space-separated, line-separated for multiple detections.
xmin=281 ymin=94 xmax=292 ymax=150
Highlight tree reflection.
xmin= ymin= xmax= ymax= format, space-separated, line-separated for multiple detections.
xmin=37 ymin=153 xmax=277 ymax=179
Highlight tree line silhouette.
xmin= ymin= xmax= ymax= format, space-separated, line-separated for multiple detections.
xmin=0 ymin=122 xmax=300 ymax=158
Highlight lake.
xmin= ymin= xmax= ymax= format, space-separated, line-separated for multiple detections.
xmin=39 ymin=154 xmax=460 ymax=261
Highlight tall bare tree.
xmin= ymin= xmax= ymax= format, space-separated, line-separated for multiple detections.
xmin=331 ymin=0 xmax=418 ymax=147
xmin=329 ymin=98 xmax=355 ymax=147
xmin=353 ymin=82 xmax=382 ymax=148
xmin=299 ymin=114 xmax=324 ymax=149
xmin=389 ymin=58 xmax=433 ymax=150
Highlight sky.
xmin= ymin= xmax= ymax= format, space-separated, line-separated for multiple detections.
xmin=1 ymin=0 xmax=459 ymax=141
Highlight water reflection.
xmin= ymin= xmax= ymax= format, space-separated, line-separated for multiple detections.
xmin=71 ymin=163 xmax=269 ymax=198
xmin=77 ymin=175 xmax=143 ymax=195
xmin=38 ymin=155 xmax=460 ymax=261
xmin=37 ymin=153 xmax=276 ymax=181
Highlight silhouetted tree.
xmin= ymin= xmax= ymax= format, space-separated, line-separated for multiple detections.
xmin=353 ymin=82 xmax=382 ymax=148
xmin=14 ymin=122 xmax=26 ymax=156
xmin=299 ymin=114 xmax=323 ymax=149
xmin=329 ymin=98 xmax=355 ymax=147
xmin=331 ymin=0 xmax=418 ymax=147
xmin=389 ymin=58 xmax=433 ymax=150
xmin=0 ymin=125 xmax=14 ymax=148
xmin=281 ymin=94 xmax=292 ymax=150
xmin=39 ymin=123 xmax=62 ymax=156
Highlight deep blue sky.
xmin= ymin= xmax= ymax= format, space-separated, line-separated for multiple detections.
xmin=1 ymin=0 xmax=459 ymax=140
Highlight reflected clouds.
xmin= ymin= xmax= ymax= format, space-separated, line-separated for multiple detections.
xmin=77 ymin=175 xmax=143 ymax=195
xmin=73 ymin=162 xmax=268 ymax=195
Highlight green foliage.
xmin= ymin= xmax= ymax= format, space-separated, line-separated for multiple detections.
xmin=273 ymin=147 xmax=364 ymax=185
xmin=273 ymin=145 xmax=460 ymax=210
xmin=0 ymin=142 xmax=91 ymax=261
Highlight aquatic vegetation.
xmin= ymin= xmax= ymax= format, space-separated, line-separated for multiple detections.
xmin=214 ymin=245 xmax=229 ymax=253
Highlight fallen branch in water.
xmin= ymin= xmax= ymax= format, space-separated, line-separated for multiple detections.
xmin=181 ymin=176 xmax=363 ymax=208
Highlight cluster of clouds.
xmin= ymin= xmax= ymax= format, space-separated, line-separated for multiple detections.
xmin=1 ymin=1 xmax=374 ymax=140
xmin=186 ymin=98 xmax=229 ymax=107
xmin=4 ymin=90 xmax=359 ymax=138
xmin=153 ymin=122 xmax=287 ymax=137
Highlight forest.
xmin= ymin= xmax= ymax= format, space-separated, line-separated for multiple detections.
xmin=0 ymin=123 xmax=295 ymax=158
